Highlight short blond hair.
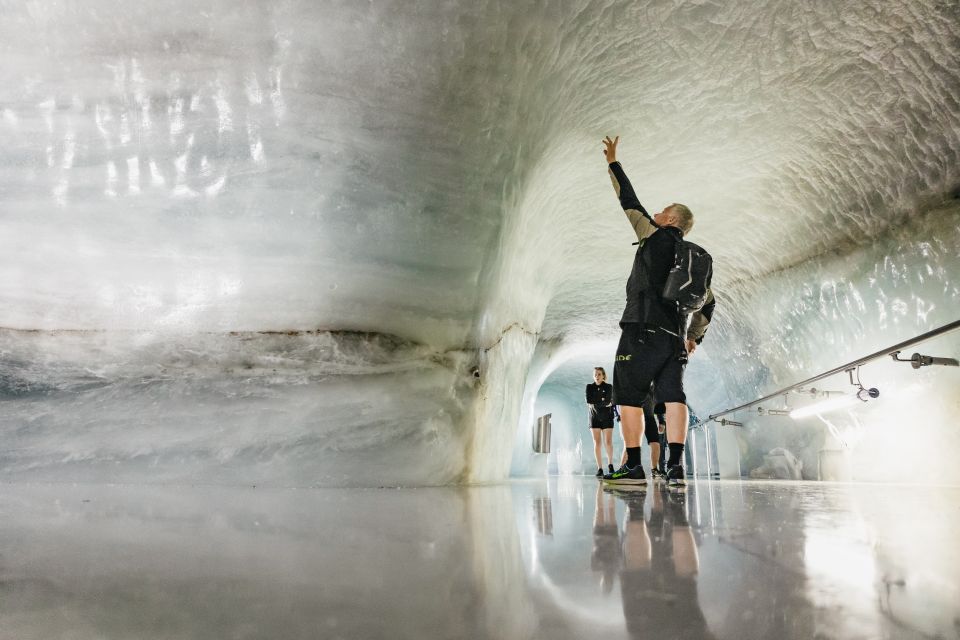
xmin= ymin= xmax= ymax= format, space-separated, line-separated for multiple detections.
xmin=669 ymin=203 xmax=694 ymax=235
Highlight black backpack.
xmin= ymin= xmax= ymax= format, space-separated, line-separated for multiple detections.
xmin=662 ymin=239 xmax=712 ymax=314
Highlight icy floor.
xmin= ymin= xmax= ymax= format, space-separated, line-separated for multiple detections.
xmin=1 ymin=477 xmax=957 ymax=640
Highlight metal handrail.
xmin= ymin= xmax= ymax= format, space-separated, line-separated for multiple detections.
xmin=693 ymin=318 xmax=960 ymax=428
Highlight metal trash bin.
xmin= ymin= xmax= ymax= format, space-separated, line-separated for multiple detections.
xmin=532 ymin=413 xmax=551 ymax=453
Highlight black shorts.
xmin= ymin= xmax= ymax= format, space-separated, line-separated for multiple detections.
xmin=612 ymin=325 xmax=686 ymax=407
xmin=589 ymin=406 xmax=615 ymax=429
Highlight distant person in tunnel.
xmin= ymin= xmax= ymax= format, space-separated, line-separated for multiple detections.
xmin=587 ymin=367 xmax=616 ymax=477
xmin=601 ymin=135 xmax=716 ymax=487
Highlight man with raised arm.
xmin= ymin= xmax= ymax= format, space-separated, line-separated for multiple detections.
xmin=602 ymin=135 xmax=716 ymax=487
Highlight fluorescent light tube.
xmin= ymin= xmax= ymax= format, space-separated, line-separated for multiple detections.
xmin=789 ymin=394 xmax=859 ymax=420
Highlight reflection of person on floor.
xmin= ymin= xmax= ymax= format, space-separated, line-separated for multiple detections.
xmin=586 ymin=367 xmax=616 ymax=477
xmin=591 ymin=483 xmax=621 ymax=593
xmin=610 ymin=487 xmax=714 ymax=639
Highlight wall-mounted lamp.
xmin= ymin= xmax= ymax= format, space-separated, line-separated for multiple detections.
xmin=789 ymin=366 xmax=878 ymax=420
xmin=793 ymin=387 xmax=845 ymax=398
xmin=717 ymin=418 xmax=743 ymax=427
xmin=756 ymin=393 xmax=793 ymax=417
xmin=891 ymin=351 xmax=959 ymax=369
xmin=856 ymin=386 xmax=880 ymax=401
xmin=847 ymin=366 xmax=879 ymax=402
xmin=757 ymin=407 xmax=791 ymax=417
xmin=789 ymin=394 xmax=859 ymax=420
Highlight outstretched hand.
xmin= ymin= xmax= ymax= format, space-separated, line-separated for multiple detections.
xmin=603 ymin=136 xmax=619 ymax=163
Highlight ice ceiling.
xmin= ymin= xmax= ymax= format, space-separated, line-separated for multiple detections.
xmin=1 ymin=1 xmax=958 ymax=486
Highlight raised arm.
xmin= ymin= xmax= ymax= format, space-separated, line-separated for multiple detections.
xmin=602 ymin=136 xmax=658 ymax=242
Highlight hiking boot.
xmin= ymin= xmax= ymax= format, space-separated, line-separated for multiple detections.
xmin=603 ymin=464 xmax=646 ymax=485
xmin=665 ymin=464 xmax=686 ymax=487
xmin=595 ymin=467 xmax=604 ymax=477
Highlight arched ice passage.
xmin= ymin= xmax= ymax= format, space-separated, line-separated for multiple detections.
xmin=1 ymin=0 xmax=958 ymax=486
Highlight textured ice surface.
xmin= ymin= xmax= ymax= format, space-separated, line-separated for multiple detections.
xmin=0 ymin=1 xmax=958 ymax=485
xmin=0 ymin=330 xmax=477 ymax=486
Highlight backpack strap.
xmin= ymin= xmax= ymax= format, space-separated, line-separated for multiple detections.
xmin=639 ymin=238 xmax=653 ymax=340
xmin=664 ymin=233 xmax=688 ymax=360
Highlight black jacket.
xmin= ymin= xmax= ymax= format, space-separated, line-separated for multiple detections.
xmin=608 ymin=162 xmax=683 ymax=333
xmin=585 ymin=382 xmax=613 ymax=406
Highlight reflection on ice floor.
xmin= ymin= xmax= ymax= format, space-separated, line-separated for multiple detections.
xmin=1 ymin=478 xmax=957 ymax=640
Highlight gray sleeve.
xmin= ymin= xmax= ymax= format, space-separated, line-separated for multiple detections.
xmin=686 ymin=288 xmax=716 ymax=343
xmin=608 ymin=163 xmax=658 ymax=242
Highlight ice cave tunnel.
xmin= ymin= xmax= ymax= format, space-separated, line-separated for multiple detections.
xmin=3 ymin=3 xmax=960 ymax=639
xmin=1 ymin=0 xmax=958 ymax=488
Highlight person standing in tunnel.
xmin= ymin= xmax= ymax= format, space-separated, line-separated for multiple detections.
xmin=586 ymin=367 xmax=616 ymax=477
xmin=601 ymin=135 xmax=716 ymax=487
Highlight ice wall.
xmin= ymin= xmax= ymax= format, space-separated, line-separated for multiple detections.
xmin=0 ymin=329 xmax=479 ymax=486
xmin=0 ymin=0 xmax=509 ymax=346
xmin=700 ymin=200 xmax=960 ymax=483
xmin=1 ymin=1 xmax=958 ymax=486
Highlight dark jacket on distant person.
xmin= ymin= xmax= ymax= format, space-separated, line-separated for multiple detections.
xmin=586 ymin=382 xmax=614 ymax=425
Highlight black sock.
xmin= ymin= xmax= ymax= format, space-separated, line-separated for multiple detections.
xmin=626 ymin=447 xmax=642 ymax=467
xmin=667 ymin=443 xmax=685 ymax=467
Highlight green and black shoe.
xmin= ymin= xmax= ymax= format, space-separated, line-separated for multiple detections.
xmin=602 ymin=463 xmax=646 ymax=485
xmin=665 ymin=464 xmax=686 ymax=487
